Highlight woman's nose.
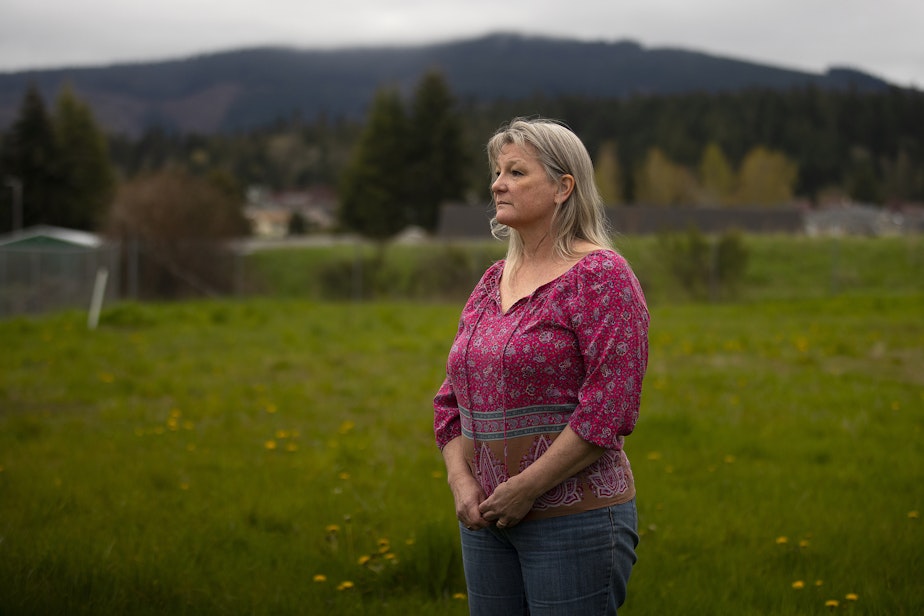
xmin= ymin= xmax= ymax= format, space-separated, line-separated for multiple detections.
xmin=491 ymin=175 xmax=504 ymax=192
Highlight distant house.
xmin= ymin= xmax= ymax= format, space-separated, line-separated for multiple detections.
xmin=804 ymin=203 xmax=907 ymax=236
xmin=244 ymin=185 xmax=337 ymax=237
xmin=0 ymin=225 xmax=119 ymax=316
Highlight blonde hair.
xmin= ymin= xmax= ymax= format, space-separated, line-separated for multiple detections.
xmin=487 ymin=117 xmax=612 ymax=268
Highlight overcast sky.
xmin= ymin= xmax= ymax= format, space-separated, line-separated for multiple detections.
xmin=1 ymin=0 xmax=922 ymax=88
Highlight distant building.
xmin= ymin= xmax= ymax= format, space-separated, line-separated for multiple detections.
xmin=0 ymin=225 xmax=119 ymax=316
xmin=244 ymin=185 xmax=337 ymax=237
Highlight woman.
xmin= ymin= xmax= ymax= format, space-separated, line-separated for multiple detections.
xmin=433 ymin=118 xmax=649 ymax=615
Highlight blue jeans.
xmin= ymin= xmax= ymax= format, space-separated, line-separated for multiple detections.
xmin=460 ymin=499 xmax=639 ymax=616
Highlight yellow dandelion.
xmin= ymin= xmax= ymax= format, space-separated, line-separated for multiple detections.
xmin=384 ymin=553 xmax=396 ymax=561
xmin=286 ymin=443 xmax=298 ymax=452
xmin=313 ymin=574 xmax=327 ymax=583
xmin=339 ymin=420 xmax=355 ymax=435
xmin=815 ymin=580 xmax=824 ymax=587
xmin=377 ymin=538 xmax=391 ymax=552
xmin=337 ymin=581 xmax=354 ymax=591
xmin=338 ymin=472 xmax=350 ymax=480
xmin=170 ymin=408 xmax=182 ymax=418
xmin=775 ymin=536 xmax=789 ymax=545
xmin=846 ymin=593 xmax=858 ymax=601
xmin=180 ymin=482 xmax=190 ymax=491
xmin=646 ymin=451 xmax=662 ymax=461
xmin=325 ymin=524 xmax=341 ymax=534
xmin=405 ymin=538 xmax=415 ymax=546
xmin=358 ymin=555 xmax=372 ymax=566
xmin=265 ymin=402 xmax=277 ymax=413
xmin=276 ymin=429 xmax=289 ymax=439
xmin=431 ymin=470 xmax=444 ymax=479
xmin=825 ymin=599 xmax=839 ymax=608
xmin=792 ymin=581 xmax=805 ymax=589
xmin=799 ymin=539 xmax=810 ymax=548
xmin=265 ymin=440 xmax=277 ymax=450
xmin=909 ymin=510 xmax=920 ymax=519
xmin=724 ymin=454 xmax=736 ymax=464
xmin=452 ymin=593 xmax=467 ymax=600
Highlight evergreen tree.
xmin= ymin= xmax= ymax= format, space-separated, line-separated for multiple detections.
xmin=338 ymin=88 xmax=409 ymax=239
xmin=0 ymin=84 xmax=61 ymax=232
xmin=406 ymin=71 xmax=468 ymax=232
xmin=845 ymin=147 xmax=881 ymax=203
xmin=54 ymin=85 xmax=116 ymax=230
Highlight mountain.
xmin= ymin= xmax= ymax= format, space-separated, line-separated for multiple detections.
xmin=0 ymin=33 xmax=895 ymax=136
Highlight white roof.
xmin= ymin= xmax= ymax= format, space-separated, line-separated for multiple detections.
xmin=0 ymin=225 xmax=104 ymax=248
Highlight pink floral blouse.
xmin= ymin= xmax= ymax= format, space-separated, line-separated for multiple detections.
xmin=434 ymin=250 xmax=650 ymax=520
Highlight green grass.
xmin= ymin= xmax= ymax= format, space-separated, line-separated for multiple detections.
xmin=1 ymin=235 xmax=922 ymax=614
xmin=243 ymin=234 xmax=924 ymax=305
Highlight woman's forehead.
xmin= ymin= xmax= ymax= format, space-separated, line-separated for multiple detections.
xmin=497 ymin=141 xmax=539 ymax=163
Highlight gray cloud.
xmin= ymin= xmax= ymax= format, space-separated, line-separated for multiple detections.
xmin=0 ymin=0 xmax=920 ymax=87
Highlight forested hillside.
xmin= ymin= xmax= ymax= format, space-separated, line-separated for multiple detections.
xmin=0 ymin=33 xmax=894 ymax=135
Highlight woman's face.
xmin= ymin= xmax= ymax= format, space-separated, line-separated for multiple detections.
xmin=491 ymin=143 xmax=560 ymax=234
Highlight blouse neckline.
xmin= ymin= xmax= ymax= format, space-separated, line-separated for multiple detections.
xmin=493 ymin=249 xmax=612 ymax=315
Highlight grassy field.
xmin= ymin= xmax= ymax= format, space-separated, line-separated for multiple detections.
xmin=244 ymin=234 xmax=924 ymax=304
xmin=1 ymin=235 xmax=922 ymax=614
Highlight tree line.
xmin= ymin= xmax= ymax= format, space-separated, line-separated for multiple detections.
xmin=1 ymin=76 xmax=923 ymax=239
xmin=0 ymin=85 xmax=115 ymax=232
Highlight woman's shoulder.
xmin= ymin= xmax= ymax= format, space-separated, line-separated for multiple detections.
xmin=563 ymin=249 xmax=645 ymax=307
xmin=480 ymin=259 xmax=505 ymax=287
xmin=463 ymin=260 xmax=504 ymax=305
xmin=572 ymin=248 xmax=631 ymax=277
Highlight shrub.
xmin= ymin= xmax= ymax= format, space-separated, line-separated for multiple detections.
xmin=660 ymin=227 xmax=750 ymax=301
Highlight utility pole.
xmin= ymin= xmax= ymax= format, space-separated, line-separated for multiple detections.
xmin=4 ymin=177 xmax=23 ymax=231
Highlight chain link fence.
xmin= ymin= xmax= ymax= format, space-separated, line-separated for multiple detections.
xmin=0 ymin=241 xmax=121 ymax=318
xmin=0 ymin=236 xmax=247 ymax=318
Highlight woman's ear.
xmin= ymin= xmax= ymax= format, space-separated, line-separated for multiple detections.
xmin=557 ymin=174 xmax=575 ymax=204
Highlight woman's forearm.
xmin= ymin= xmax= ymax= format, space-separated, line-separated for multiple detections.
xmin=441 ymin=436 xmax=474 ymax=485
xmin=442 ymin=436 xmax=490 ymax=528
xmin=510 ymin=426 xmax=605 ymax=500
xmin=478 ymin=426 xmax=606 ymax=526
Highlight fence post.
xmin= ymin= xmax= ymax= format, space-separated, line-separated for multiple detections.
xmin=87 ymin=268 xmax=109 ymax=329
xmin=352 ymin=241 xmax=363 ymax=302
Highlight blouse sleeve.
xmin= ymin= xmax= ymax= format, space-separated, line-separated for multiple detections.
xmin=433 ymin=376 xmax=461 ymax=450
xmin=567 ymin=253 xmax=650 ymax=450
xmin=432 ymin=262 xmax=503 ymax=451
